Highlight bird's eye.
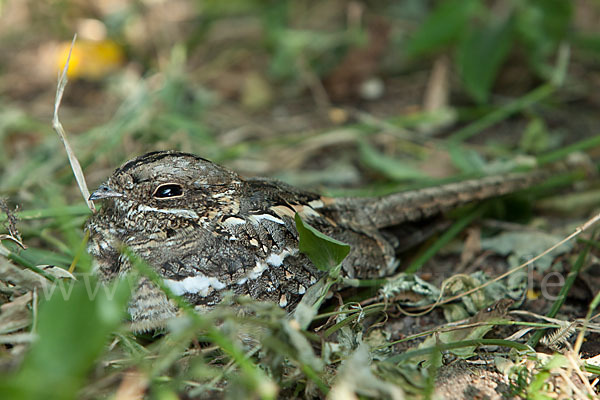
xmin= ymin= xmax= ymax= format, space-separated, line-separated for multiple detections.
xmin=152 ymin=183 xmax=184 ymax=199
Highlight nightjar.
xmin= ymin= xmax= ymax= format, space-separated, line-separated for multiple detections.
xmin=87 ymin=151 xmax=547 ymax=330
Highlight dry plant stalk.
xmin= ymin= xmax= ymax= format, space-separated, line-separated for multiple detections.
xmin=52 ymin=34 xmax=95 ymax=212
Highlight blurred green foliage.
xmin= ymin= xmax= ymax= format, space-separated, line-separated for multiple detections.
xmin=0 ymin=278 xmax=131 ymax=400
xmin=408 ymin=0 xmax=571 ymax=103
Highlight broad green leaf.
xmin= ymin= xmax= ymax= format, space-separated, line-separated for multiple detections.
xmin=294 ymin=213 xmax=350 ymax=273
xmin=516 ymin=0 xmax=572 ymax=46
xmin=457 ymin=18 xmax=514 ymax=103
xmin=1 ymin=244 xmax=73 ymax=268
xmin=1 ymin=277 xmax=131 ymax=400
xmin=406 ymin=0 xmax=479 ymax=57
xmin=514 ymin=0 xmax=572 ymax=79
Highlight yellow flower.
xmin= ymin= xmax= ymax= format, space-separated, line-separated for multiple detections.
xmin=56 ymin=40 xmax=124 ymax=80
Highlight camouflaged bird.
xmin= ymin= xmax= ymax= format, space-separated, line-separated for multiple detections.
xmin=87 ymin=151 xmax=547 ymax=330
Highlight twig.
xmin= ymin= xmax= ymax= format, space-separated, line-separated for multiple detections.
xmin=52 ymin=34 xmax=95 ymax=212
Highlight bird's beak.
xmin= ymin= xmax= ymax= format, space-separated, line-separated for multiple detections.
xmin=89 ymin=184 xmax=124 ymax=201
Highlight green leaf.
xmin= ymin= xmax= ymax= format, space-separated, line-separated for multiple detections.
xmin=294 ymin=213 xmax=350 ymax=272
xmin=1 ymin=244 xmax=73 ymax=268
xmin=406 ymin=0 xmax=479 ymax=57
xmin=516 ymin=0 xmax=572 ymax=47
xmin=457 ymin=18 xmax=514 ymax=103
xmin=1 ymin=277 xmax=131 ymax=400
xmin=514 ymin=0 xmax=572 ymax=79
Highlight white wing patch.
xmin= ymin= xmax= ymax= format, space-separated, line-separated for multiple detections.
xmin=297 ymin=206 xmax=320 ymax=219
xmin=308 ymin=199 xmax=324 ymax=209
xmin=279 ymin=294 xmax=288 ymax=308
xmin=248 ymin=260 xmax=269 ymax=280
xmin=236 ymin=248 xmax=295 ymax=285
xmin=236 ymin=277 xmax=247 ymax=285
xmin=164 ymin=275 xmax=226 ymax=296
xmin=223 ymin=216 xmax=246 ymax=227
xmin=270 ymin=205 xmax=295 ymax=218
xmin=266 ymin=249 xmax=291 ymax=266
xmin=249 ymin=214 xmax=285 ymax=225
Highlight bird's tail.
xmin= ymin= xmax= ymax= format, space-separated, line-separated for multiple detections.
xmin=327 ymin=169 xmax=553 ymax=230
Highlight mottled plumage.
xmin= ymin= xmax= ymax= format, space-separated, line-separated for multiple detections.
xmin=87 ymin=151 xmax=547 ymax=330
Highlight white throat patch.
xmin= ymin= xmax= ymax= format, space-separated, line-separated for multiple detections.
xmin=164 ymin=275 xmax=226 ymax=297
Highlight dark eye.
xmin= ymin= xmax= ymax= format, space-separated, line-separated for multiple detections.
xmin=153 ymin=183 xmax=184 ymax=199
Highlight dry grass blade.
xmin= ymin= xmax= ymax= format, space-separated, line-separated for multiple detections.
xmin=565 ymin=352 xmax=597 ymax=398
xmin=52 ymin=34 xmax=95 ymax=212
